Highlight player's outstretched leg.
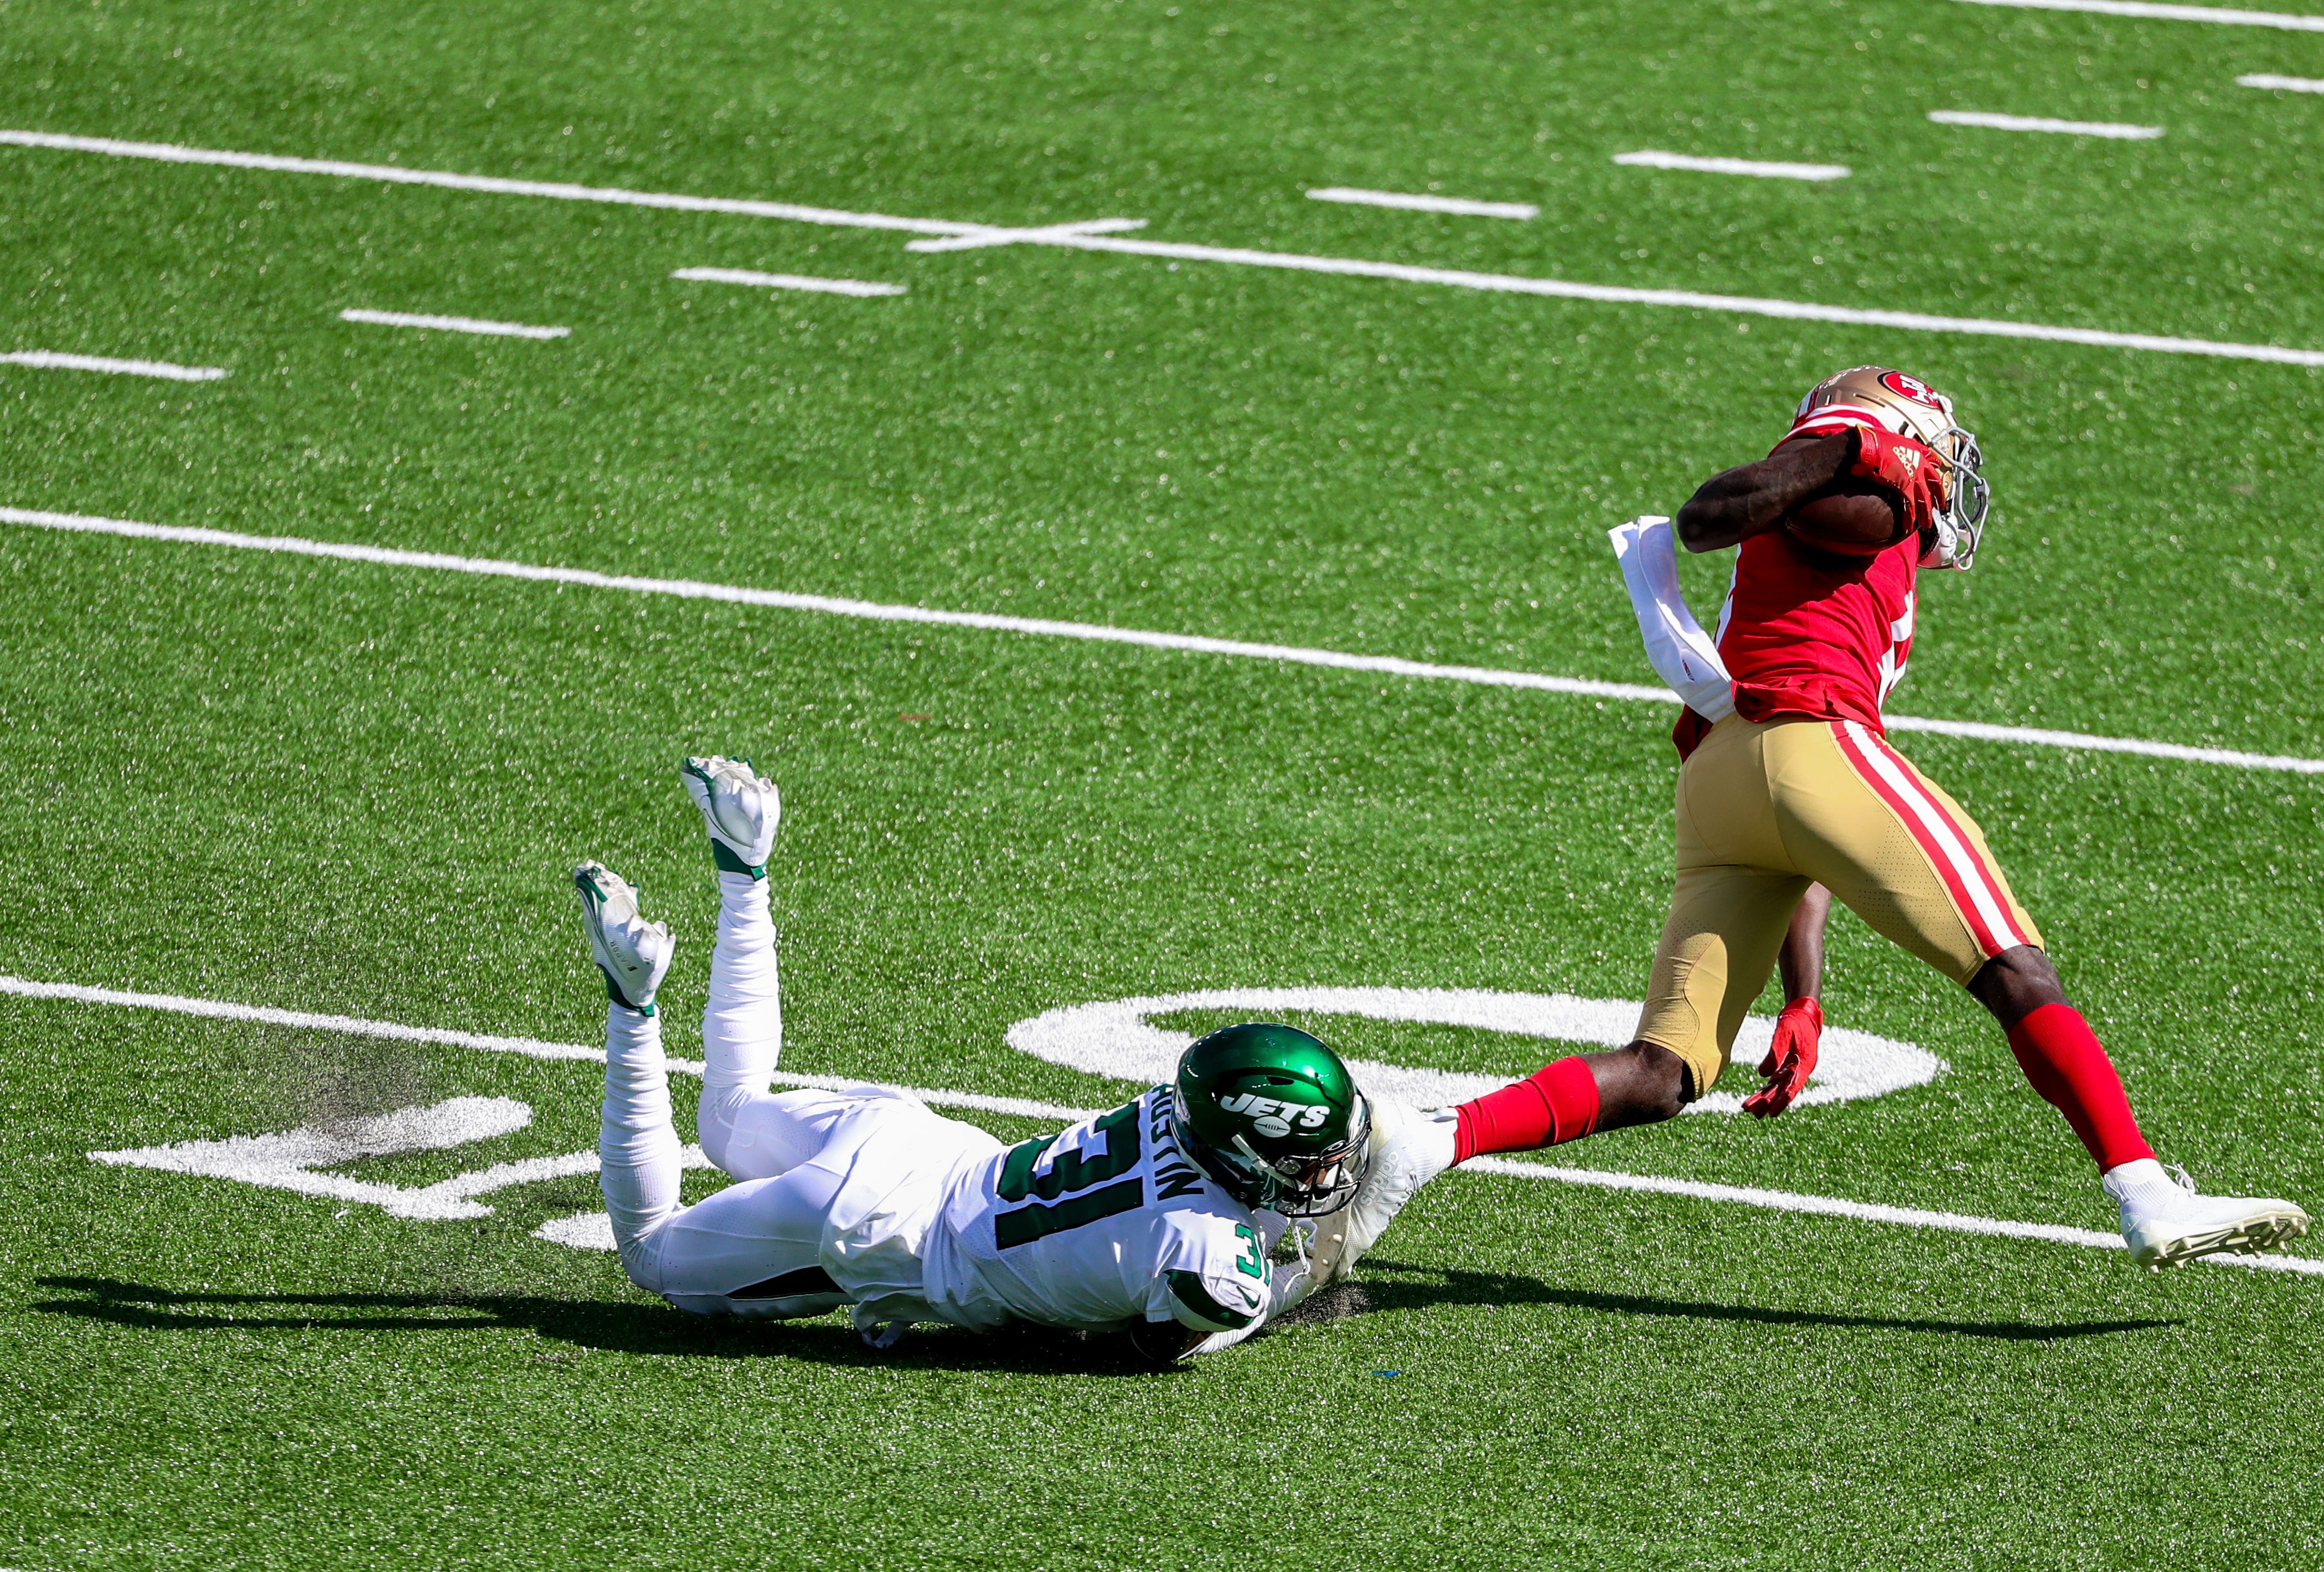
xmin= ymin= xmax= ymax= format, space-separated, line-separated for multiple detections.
xmin=1969 ymin=950 xmax=2310 ymax=1270
xmin=574 ymin=861 xmax=680 ymax=1290
xmin=1311 ymin=1053 xmax=1634 ymax=1285
xmin=681 ymin=754 xmax=827 ymax=1182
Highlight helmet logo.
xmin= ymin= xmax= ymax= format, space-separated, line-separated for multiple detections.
xmin=1879 ymin=370 xmax=1944 ymax=408
xmin=1216 ymin=1091 xmax=1331 ymax=1138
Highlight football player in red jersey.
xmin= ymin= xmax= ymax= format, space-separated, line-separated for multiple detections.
xmin=1319 ymin=367 xmax=2308 ymax=1278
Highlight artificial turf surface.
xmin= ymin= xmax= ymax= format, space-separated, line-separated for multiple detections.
xmin=2 ymin=0 xmax=2322 ymax=1566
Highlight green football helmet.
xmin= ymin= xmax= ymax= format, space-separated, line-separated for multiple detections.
xmin=1171 ymin=1022 xmax=1372 ymax=1217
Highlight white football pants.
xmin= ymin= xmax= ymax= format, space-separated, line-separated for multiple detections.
xmin=598 ymin=870 xmax=862 ymax=1318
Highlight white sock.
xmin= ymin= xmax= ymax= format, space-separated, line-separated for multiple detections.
xmin=702 ymin=870 xmax=781 ymax=1099
xmin=2102 ymin=1157 xmax=2182 ymax=1219
xmin=600 ymin=1001 xmax=682 ymax=1288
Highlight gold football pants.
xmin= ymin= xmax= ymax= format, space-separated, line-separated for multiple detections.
xmin=1635 ymin=715 xmax=2043 ymax=1095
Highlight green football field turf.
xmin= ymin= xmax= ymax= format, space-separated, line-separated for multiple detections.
xmin=4 ymin=0 xmax=2323 ymax=1566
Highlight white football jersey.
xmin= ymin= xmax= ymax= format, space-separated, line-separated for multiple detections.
xmin=921 ymin=1085 xmax=1290 ymax=1334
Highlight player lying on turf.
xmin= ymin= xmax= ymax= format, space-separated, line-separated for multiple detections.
xmin=1318 ymin=367 xmax=2310 ymax=1281
xmin=575 ymin=755 xmax=1372 ymax=1361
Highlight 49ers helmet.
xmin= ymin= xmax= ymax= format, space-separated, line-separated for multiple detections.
xmin=1786 ymin=367 xmax=1991 ymax=570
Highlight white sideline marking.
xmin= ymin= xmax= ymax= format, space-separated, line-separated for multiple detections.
xmin=1305 ymin=187 xmax=1540 ymax=220
xmin=6 ymin=505 xmax=2321 ymax=776
xmin=8 ymin=129 xmax=2321 ymax=365
xmin=25 ymin=973 xmax=2316 ymax=1277
xmin=670 ymin=268 xmax=906 ymax=296
xmin=1928 ymin=111 xmax=2165 ymax=138
xmin=2239 ymin=71 xmax=2324 ymax=90
xmin=1613 ymin=151 xmax=1851 ymax=182
xmin=339 ymin=308 xmax=569 ymax=339
xmin=1 ymin=350 xmax=229 ymax=382
xmin=1950 ymin=0 xmax=2324 ymax=31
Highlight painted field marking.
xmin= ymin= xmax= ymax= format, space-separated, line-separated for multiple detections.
xmin=1951 ymin=0 xmax=2324 ymax=30
xmin=1928 ymin=110 xmax=2165 ymax=138
xmin=1305 ymin=187 xmax=1541 ymax=220
xmin=1613 ymin=151 xmax=1851 ymax=182
xmin=21 ymin=973 xmax=2315 ymax=1277
xmin=1 ymin=350 xmax=228 ymax=381
xmin=905 ymin=217 xmax=1148 ymax=254
xmin=670 ymin=268 xmax=906 ymax=296
xmin=339 ymin=308 xmax=569 ymax=339
xmin=1004 ymin=985 xmax=1941 ymax=1115
xmin=6 ymin=504 xmax=2320 ymax=775
xmin=8 ymin=129 xmax=2321 ymax=365
xmin=2240 ymin=71 xmax=2324 ymax=90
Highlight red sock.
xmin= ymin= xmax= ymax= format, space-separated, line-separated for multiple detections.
xmin=2005 ymin=1003 xmax=2154 ymax=1171
xmin=1453 ymin=1057 xmax=1602 ymax=1163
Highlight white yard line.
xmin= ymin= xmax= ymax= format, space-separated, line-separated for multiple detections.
xmin=17 ymin=972 xmax=2316 ymax=1277
xmin=1305 ymin=188 xmax=1540 ymax=220
xmin=669 ymin=268 xmax=906 ymax=296
xmin=1 ymin=350 xmax=228 ymax=381
xmin=1927 ymin=110 xmax=2165 ymax=138
xmin=904 ymin=217 xmax=1148 ymax=254
xmin=0 ymin=128 xmax=985 ymax=236
xmin=7 ymin=128 xmax=2321 ymax=366
xmin=1613 ymin=151 xmax=1851 ymax=182
xmin=2239 ymin=71 xmax=2324 ymax=90
xmin=6 ymin=504 xmax=2320 ymax=775
xmin=1951 ymin=0 xmax=2324 ymax=30
xmin=339 ymin=308 xmax=569 ymax=339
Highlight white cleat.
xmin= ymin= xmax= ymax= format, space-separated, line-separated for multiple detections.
xmin=1308 ymin=1102 xmax=1459 ymax=1287
xmin=2105 ymin=1159 xmax=2311 ymax=1272
xmin=680 ymin=755 xmax=780 ymax=877
xmin=573 ymin=862 xmax=674 ymax=1015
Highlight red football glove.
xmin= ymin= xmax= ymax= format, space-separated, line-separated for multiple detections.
xmin=1848 ymin=425 xmax=1947 ymax=535
xmin=1744 ymin=997 xmax=1822 ymax=1119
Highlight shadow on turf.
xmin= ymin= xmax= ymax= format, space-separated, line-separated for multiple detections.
xmin=31 ymin=1277 xmax=1176 ymax=1375
xmin=1290 ymin=1259 xmax=2177 ymax=1342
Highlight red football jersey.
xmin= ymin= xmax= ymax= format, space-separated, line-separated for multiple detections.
xmin=1673 ymin=530 xmax=1918 ymax=759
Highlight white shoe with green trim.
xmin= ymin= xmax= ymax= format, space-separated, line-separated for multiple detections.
xmin=573 ymin=862 xmax=673 ymax=1014
xmin=681 ymin=755 xmax=780 ymax=878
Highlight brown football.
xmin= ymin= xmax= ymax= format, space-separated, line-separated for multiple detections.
xmin=1780 ymin=477 xmax=1909 ymax=556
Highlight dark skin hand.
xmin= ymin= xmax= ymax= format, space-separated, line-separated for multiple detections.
xmin=1673 ymin=430 xmax=1855 ymax=553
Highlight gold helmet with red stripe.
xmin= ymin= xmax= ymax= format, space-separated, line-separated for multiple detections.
xmin=1785 ymin=367 xmax=1991 ymax=569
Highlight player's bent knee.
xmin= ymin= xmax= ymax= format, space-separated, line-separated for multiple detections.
xmin=1597 ymin=1040 xmax=1693 ymax=1129
xmin=1967 ymin=944 xmax=2066 ymax=1029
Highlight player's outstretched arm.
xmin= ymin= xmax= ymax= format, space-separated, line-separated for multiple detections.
xmin=1674 ymin=431 xmax=1855 ymax=552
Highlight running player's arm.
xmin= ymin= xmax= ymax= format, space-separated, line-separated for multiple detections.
xmin=1745 ymin=883 xmax=1832 ymax=1119
xmin=1674 ymin=431 xmax=1853 ymax=552
xmin=1779 ymin=883 xmax=1831 ymax=1002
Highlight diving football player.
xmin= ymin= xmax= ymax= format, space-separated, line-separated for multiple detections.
xmin=577 ymin=755 xmax=1371 ymax=1361
xmin=1320 ymin=367 xmax=2309 ymax=1280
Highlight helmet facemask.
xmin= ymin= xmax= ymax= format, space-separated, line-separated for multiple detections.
xmin=1788 ymin=367 xmax=1991 ymax=571
xmin=1922 ymin=422 xmax=1990 ymax=571
xmin=1227 ymin=1100 xmax=1372 ymax=1218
